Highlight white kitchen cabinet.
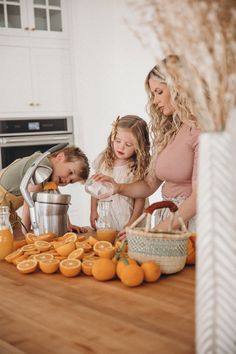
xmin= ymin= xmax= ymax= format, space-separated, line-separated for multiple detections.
xmin=0 ymin=0 xmax=68 ymax=39
xmin=0 ymin=45 xmax=72 ymax=115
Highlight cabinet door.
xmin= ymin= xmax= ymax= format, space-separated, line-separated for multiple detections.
xmin=31 ymin=47 xmax=72 ymax=113
xmin=0 ymin=0 xmax=68 ymax=38
xmin=0 ymin=45 xmax=33 ymax=113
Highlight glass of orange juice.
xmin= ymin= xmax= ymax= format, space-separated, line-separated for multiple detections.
xmin=96 ymin=200 xmax=117 ymax=244
xmin=0 ymin=206 xmax=13 ymax=260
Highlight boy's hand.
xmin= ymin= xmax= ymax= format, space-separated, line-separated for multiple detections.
xmin=68 ymin=224 xmax=88 ymax=234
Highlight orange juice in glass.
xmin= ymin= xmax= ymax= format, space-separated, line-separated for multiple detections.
xmin=96 ymin=228 xmax=117 ymax=244
xmin=0 ymin=206 xmax=13 ymax=260
xmin=96 ymin=200 xmax=117 ymax=244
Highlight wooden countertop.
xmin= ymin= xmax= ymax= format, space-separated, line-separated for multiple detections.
xmin=0 ymin=262 xmax=195 ymax=354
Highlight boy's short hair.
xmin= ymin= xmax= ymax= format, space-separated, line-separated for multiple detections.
xmin=51 ymin=145 xmax=90 ymax=182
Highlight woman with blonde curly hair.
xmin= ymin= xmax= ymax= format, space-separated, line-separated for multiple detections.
xmin=90 ymin=115 xmax=150 ymax=236
xmin=95 ymin=55 xmax=202 ymax=231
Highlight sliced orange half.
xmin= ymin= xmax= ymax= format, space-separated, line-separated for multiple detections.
xmin=87 ymin=236 xmax=98 ymax=246
xmin=17 ymin=259 xmax=38 ymax=274
xmin=82 ymin=251 xmax=96 ymax=260
xmin=21 ymin=244 xmax=36 ymax=252
xmin=56 ymin=242 xmax=75 ymax=257
xmin=68 ymin=248 xmax=84 ymax=260
xmin=82 ymin=259 xmax=97 ymax=276
xmin=34 ymin=240 xmax=51 ymax=252
xmin=64 ymin=234 xmax=78 ymax=243
xmin=34 ymin=253 xmax=54 ymax=262
xmin=93 ymin=241 xmax=115 ymax=259
xmin=57 ymin=232 xmax=77 ymax=242
xmin=59 ymin=259 xmax=81 ymax=277
xmin=39 ymin=259 xmax=60 ymax=274
xmin=5 ymin=248 xmax=24 ymax=263
xmin=25 ymin=233 xmax=37 ymax=244
xmin=75 ymin=241 xmax=92 ymax=252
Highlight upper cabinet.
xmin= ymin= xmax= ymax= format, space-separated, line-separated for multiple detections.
xmin=0 ymin=0 xmax=68 ymax=39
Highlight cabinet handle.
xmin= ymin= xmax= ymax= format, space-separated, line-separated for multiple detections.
xmin=31 ymin=28 xmax=36 ymax=31
xmin=24 ymin=27 xmax=29 ymax=31
xmin=29 ymin=103 xmax=35 ymax=106
xmin=35 ymin=103 xmax=40 ymax=106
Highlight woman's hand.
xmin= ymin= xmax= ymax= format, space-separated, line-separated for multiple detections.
xmin=92 ymin=173 xmax=120 ymax=195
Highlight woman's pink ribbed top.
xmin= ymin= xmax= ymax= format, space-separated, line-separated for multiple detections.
xmin=155 ymin=123 xmax=201 ymax=198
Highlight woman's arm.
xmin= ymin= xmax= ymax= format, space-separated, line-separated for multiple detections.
xmin=94 ymin=173 xmax=162 ymax=199
xmin=90 ymin=196 xmax=98 ymax=229
xmin=157 ymin=182 xmax=197 ymax=231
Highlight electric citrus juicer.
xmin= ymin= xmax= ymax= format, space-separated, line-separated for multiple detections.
xmin=20 ymin=143 xmax=71 ymax=236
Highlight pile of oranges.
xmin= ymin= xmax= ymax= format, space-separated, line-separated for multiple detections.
xmin=4 ymin=231 xmax=162 ymax=287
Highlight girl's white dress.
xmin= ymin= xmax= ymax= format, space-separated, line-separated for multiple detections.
xmin=93 ymin=156 xmax=147 ymax=231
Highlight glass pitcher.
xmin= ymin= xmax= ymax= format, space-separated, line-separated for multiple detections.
xmin=96 ymin=200 xmax=117 ymax=244
xmin=85 ymin=178 xmax=114 ymax=199
xmin=0 ymin=206 xmax=14 ymax=260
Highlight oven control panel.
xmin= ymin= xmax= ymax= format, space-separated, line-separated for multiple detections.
xmin=0 ymin=117 xmax=73 ymax=136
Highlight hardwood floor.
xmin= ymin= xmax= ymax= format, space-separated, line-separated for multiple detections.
xmin=0 ymin=262 xmax=195 ymax=354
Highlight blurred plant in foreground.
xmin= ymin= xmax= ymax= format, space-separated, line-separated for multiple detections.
xmin=125 ymin=0 xmax=236 ymax=131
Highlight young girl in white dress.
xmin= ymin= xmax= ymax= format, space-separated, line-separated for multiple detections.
xmin=90 ymin=115 xmax=150 ymax=237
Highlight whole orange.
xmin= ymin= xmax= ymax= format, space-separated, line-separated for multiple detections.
xmin=92 ymin=258 xmax=116 ymax=281
xmin=120 ymin=264 xmax=144 ymax=287
xmin=141 ymin=261 xmax=161 ymax=282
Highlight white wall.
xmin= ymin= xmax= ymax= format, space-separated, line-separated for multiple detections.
xmin=64 ymin=0 xmax=162 ymax=226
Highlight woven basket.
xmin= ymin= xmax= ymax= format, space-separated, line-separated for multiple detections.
xmin=126 ymin=201 xmax=191 ymax=274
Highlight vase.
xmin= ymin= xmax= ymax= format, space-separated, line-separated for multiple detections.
xmin=196 ymin=131 xmax=236 ymax=353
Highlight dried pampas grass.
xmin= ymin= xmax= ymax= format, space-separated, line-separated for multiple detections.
xmin=125 ymin=0 xmax=236 ymax=132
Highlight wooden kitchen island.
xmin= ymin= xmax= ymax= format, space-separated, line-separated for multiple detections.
xmin=0 ymin=262 xmax=195 ymax=354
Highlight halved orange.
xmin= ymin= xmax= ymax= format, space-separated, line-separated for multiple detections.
xmin=17 ymin=259 xmax=38 ymax=274
xmin=86 ymin=236 xmax=98 ymax=246
xmin=39 ymin=259 xmax=60 ymax=274
xmin=34 ymin=240 xmax=51 ymax=252
xmin=21 ymin=244 xmax=36 ymax=252
xmin=75 ymin=241 xmax=92 ymax=252
xmin=82 ymin=259 xmax=97 ymax=276
xmin=56 ymin=242 xmax=75 ymax=257
xmin=34 ymin=253 xmax=54 ymax=262
xmin=77 ymin=235 xmax=86 ymax=242
xmin=68 ymin=248 xmax=84 ymax=260
xmin=5 ymin=248 xmax=24 ymax=263
xmin=93 ymin=241 xmax=115 ymax=259
xmin=64 ymin=234 xmax=78 ymax=243
xmin=12 ymin=254 xmax=28 ymax=265
xmin=57 ymin=232 xmax=77 ymax=242
xmin=43 ymin=181 xmax=58 ymax=191
xmin=38 ymin=232 xmax=56 ymax=242
xmin=82 ymin=251 xmax=96 ymax=260
xmin=25 ymin=233 xmax=37 ymax=244
xmin=59 ymin=259 xmax=81 ymax=277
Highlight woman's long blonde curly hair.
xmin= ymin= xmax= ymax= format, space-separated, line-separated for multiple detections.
xmin=145 ymin=54 xmax=207 ymax=172
xmin=99 ymin=115 xmax=150 ymax=179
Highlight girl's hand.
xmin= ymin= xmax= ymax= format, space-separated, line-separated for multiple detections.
xmin=92 ymin=173 xmax=120 ymax=195
xmin=90 ymin=210 xmax=98 ymax=230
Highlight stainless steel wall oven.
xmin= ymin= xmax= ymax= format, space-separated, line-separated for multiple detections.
xmin=0 ymin=116 xmax=74 ymax=169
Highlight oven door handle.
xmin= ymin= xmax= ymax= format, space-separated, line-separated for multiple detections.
xmin=1 ymin=135 xmax=70 ymax=144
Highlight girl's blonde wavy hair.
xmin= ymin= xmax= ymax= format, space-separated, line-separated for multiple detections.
xmin=98 ymin=115 xmax=150 ymax=179
xmin=145 ymin=54 xmax=208 ymax=173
